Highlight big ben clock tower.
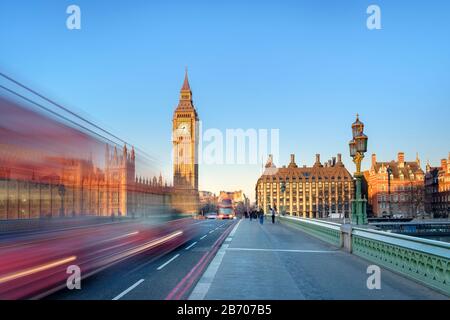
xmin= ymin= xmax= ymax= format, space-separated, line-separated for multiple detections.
xmin=172 ymin=69 xmax=199 ymax=213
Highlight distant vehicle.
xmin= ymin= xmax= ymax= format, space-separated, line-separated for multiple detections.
xmin=217 ymin=198 xmax=235 ymax=219
xmin=328 ymin=213 xmax=344 ymax=219
xmin=205 ymin=212 xmax=217 ymax=219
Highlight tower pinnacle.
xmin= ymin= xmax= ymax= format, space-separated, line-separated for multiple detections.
xmin=181 ymin=67 xmax=191 ymax=92
xmin=177 ymin=68 xmax=196 ymax=110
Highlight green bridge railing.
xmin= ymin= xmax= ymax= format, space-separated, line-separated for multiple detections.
xmin=279 ymin=215 xmax=450 ymax=296
xmin=280 ymin=215 xmax=342 ymax=247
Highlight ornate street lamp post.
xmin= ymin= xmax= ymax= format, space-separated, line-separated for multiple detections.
xmin=349 ymin=114 xmax=368 ymax=225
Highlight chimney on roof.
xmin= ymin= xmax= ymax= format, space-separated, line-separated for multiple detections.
xmin=288 ymin=154 xmax=298 ymax=168
xmin=398 ymin=152 xmax=405 ymax=168
xmin=314 ymin=154 xmax=322 ymax=167
xmin=332 ymin=157 xmax=336 ymax=166
xmin=371 ymin=154 xmax=377 ymax=167
xmin=265 ymin=154 xmax=276 ymax=168
xmin=337 ymin=153 xmax=342 ymax=163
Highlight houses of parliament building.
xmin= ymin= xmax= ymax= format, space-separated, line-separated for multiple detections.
xmin=256 ymin=153 xmax=354 ymax=218
xmin=0 ymin=71 xmax=200 ymax=220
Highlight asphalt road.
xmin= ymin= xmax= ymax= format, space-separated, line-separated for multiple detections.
xmin=47 ymin=219 xmax=234 ymax=300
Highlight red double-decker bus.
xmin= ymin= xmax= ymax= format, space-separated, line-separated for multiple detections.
xmin=217 ymin=198 xmax=235 ymax=219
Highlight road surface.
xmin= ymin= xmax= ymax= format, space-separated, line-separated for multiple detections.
xmin=48 ymin=219 xmax=234 ymax=300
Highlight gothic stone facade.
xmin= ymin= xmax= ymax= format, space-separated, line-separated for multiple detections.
xmin=172 ymin=71 xmax=200 ymax=213
xmin=0 ymin=144 xmax=172 ymax=220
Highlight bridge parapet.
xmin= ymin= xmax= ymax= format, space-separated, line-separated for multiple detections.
xmin=279 ymin=215 xmax=450 ymax=296
xmin=280 ymin=215 xmax=342 ymax=247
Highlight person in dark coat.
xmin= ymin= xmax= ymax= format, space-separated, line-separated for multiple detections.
xmin=258 ymin=207 xmax=264 ymax=224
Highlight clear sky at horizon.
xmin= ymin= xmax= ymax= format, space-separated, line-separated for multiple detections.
xmin=1 ymin=0 xmax=449 ymax=201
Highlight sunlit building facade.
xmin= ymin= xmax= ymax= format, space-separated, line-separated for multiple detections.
xmin=172 ymin=70 xmax=200 ymax=214
xmin=0 ymin=96 xmax=172 ymax=220
xmin=256 ymin=154 xmax=354 ymax=218
xmin=425 ymin=154 xmax=450 ymax=217
xmin=364 ymin=152 xmax=425 ymax=217
xmin=218 ymin=190 xmax=247 ymax=204
xmin=0 ymin=144 xmax=172 ymax=220
xmin=199 ymin=191 xmax=217 ymax=204
xmin=219 ymin=190 xmax=250 ymax=215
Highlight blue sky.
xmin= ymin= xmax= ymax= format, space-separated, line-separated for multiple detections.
xmin=1 ymin=0 xmax=449 ymax=201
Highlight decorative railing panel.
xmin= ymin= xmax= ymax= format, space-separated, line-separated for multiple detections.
xmin=352 ymin=227 xmax=450 ymax=296
xmin=280 ymin=215 xmax=450 ymax=296
xmin=280 ymin=215 xmax=341 ymax=247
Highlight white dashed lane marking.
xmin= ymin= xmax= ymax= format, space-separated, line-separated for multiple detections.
xmin=185 ymin=241 xmax=197 ymax=250
xmin=157 ymin=254 xmax=180 ymax=270
xmin=112 ymin=279 xmax=144 ymax=300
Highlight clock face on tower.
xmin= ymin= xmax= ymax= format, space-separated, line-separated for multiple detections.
xmin=177 ymin=122 xmax=190 ymax=136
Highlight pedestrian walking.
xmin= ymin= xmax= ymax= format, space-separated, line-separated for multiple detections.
xmin=270 ymin=207 xmax=276 ymax=224
xmin=258 ymin=208 xmax=264 ymax=225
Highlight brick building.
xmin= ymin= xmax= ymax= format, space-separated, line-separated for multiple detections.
xmin=364 ymin=152 xmax=425 ymax=217
xmin=425 ymin=154 xmax=450 ymax=217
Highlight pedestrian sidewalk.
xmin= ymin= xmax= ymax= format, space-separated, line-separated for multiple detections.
xmin=189 ymin=218 xmax=447 ymax=300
